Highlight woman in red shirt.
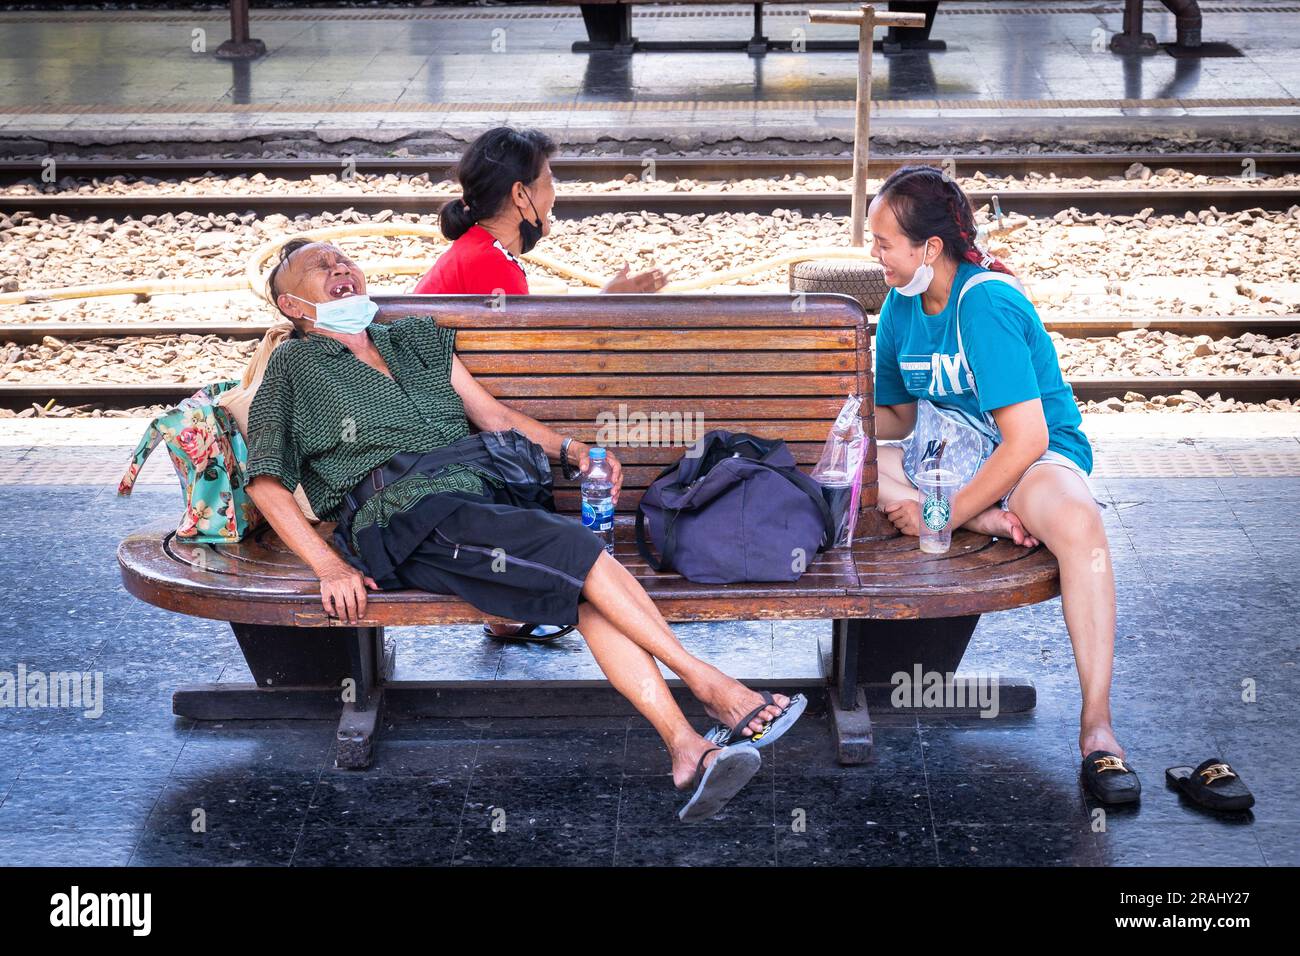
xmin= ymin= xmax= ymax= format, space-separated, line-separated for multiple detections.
xmin=415 ymin=127 xmax=669 ymax=642
xmin=414 ymin=126 xmax=668 ymax=297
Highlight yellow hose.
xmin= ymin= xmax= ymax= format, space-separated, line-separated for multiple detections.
xmin=0 ymin=275 xmax=247 ymax=307
xmin=243 ymin=223 xmax=602 ymax=299
xmin=1 ymin=221 xmax=908 ymax=309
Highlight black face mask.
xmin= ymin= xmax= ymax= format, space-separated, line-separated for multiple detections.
xmin=518 ymin=190 xmax=545 ymax=254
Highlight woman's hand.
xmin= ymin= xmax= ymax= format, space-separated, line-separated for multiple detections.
xmin=573 ymin=442 xmax=623 ymax=505
xmin=600 ymin=263 xmax=669 ymax=294
xmin=883 ymin=499 xmax=923 ymax=537
xmin=318 ymin=560 xmax=379 ymax=624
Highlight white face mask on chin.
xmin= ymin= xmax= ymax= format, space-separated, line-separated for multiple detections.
xmin=894 ymin=241 xmax=937 ymax=297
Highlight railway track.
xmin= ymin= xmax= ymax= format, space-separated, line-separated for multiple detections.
xmin=3 ymin=152 xmax=1297 ymax=219
xmin=4 ymin=315 xmax=1300 ymax=345
xmin=2 ymin=152 xmax=1296 ymax=185
xmin=5 ymin=315 xmax=1299 ymax=410
xmin=4 ymin=188 xmax=1295 ymax=220
xmin=4 ymin=151 xmax=1298 ymax=414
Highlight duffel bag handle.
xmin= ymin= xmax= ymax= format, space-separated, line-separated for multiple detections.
xmin=635 ymin=501 xmax=683 ymax=573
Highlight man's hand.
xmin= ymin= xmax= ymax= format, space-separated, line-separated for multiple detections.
xmin=573 ymin=443 xmax=623 ymax=505
xmin=317 ymin=560 xmax=379 ymax=624
xmin=600 ymin=263 xmax=669 ymax=294
xmin=883 ymin=499 xmax=923 ymax=537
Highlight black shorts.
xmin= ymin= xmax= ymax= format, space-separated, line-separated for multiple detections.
xmin=348 ymin=484 xmax=606 ymax=626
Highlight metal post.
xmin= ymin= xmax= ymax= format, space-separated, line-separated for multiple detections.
xmin=231 ymin=0 xmax=249 ymax=43
xmin=215 ymin=0 xmax=267 ymax=60
xmin=1109 ymin=0 xmax=1159 ymax=54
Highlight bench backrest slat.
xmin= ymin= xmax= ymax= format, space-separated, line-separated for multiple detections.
xmin=373 ymin=294 xmax=877 ymax=516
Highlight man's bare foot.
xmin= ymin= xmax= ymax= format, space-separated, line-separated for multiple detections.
xmin=1080 ymin=722 xmax=1125 ymax=761
xmin=670 ymin=737 xmax=720 ymax=790
xmin=965 ymin=505 xmax=1039 ymax=548
xmin=699 ymin=675 xmax=789 ymax=742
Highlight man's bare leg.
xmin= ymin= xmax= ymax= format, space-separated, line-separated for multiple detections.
xmin=579 ymin=551 xmax=789 ymax=748
xmin=576 ymin=602 xmax=722 ymax=788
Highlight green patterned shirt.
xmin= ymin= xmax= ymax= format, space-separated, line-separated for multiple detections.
xmin=245 ymin=315 xmax=502 ymax=554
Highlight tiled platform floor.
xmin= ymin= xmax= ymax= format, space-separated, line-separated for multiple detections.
xmin=0 ymin=439 xmax=1296 ymax=866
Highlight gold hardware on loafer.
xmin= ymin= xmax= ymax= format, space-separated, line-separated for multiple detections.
xmin=1198 ymin=762 xmax=1236 ymax=784
xmin=1093 ymin=755 xmax=1128 ymax=774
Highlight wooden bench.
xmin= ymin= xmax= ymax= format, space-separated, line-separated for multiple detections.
xmin=117 ymin=293 xmax=1059 ymax=769
xmin=561 ymin=0 xmax=942 ymax=55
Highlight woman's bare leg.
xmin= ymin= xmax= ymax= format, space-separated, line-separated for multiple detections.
xmin=1007 ymin=465 xmax=1123 ymax=760
xmin=876 ymin=445 xmax=921 ymax=508
xmin=877 ymin=443 xmax=1039 ymax=547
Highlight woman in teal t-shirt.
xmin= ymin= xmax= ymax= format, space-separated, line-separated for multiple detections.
xmin=868 ymin=165 xmax=1139 ymax=804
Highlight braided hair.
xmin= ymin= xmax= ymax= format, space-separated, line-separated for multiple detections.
xmin=874 ymin=165 xmax=1015 ymax=276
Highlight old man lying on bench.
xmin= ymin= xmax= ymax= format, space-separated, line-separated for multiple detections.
xmin=242 ymin=238 xmax=807 ymax=821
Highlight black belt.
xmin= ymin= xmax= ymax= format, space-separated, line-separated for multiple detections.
xmin=338 ymin=428 xmax=557 ymax=525
xmin=343 ymin=433 xmax=489 ymax=516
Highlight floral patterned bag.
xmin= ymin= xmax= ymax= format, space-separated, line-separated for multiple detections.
xmin=117 ymin=380 xmax=263 ymax=542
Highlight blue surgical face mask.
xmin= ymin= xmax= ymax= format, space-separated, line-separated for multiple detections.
xmin=289 ymin=292 xmax=378 ymax=334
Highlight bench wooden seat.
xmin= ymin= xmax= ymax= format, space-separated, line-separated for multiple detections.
xmin=121 ymin=520 xmax=1057 ymax=628
xmin=117 ymin=293 xmax=1059 ymax=768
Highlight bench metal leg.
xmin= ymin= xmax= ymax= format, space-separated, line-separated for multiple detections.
xmin=882 ymin=1 xmax=946 ymax=53
xmin=826 ymin=614 xmax=1037 ymax=764
xmin=335 ymin=634 xmax=395 ymax=771
xmin=174 ymin=623 xmax=396 ymax=770
xmin=747 ymin=3 xmax=770 ymax=56
xmin=572 ymin=2 xmax=864 ymax=55
xmin=574 ymin=4 xmax=636 ymax=53
xmin=227 ymin=621 xmax=360 ymax=688
xmin=827 ymin=620 xmax=874 ymax=763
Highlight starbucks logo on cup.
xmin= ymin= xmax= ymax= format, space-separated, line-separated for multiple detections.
xmin=922 ymin=492 xmax=951 ymax=531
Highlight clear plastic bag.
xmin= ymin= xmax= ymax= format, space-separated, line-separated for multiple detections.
xmin=811 ymin=394 xmax=868 ymax=548
xmin=900 ymin=399 xmax=999 ymax=489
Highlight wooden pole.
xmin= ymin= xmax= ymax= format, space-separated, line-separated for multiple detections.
xmin=850 ymin=4 xmax=876 ymax=248
xmin=809 ymin=7 xmax=923 ymax=246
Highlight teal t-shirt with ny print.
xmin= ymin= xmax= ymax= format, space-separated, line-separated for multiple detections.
xmin=873 ymin=261 xmax=1093 ymax=474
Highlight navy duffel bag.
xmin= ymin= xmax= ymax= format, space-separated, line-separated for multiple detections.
xmin=634 ymin=430 xmax=836 ymax=584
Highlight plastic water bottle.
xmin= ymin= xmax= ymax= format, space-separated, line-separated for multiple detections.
xmin=581 ymin=447 xmax=615 ymax=554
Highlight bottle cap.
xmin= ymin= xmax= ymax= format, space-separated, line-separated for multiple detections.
xmin=589 ymin=447 xmax=607 ymax=460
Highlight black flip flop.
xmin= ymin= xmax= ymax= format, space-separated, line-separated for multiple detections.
xmin=482 ymin=622 xmax=576 ymax=644
xmin=703 ymin=691 xmax=807 ymax=750
xmin=676 ymin=744 xmax=762 ymax=823
xmin=1165 ymin=758 xmax=1255 ymax=812
xmin=1081 ymin=750 xmax=1142 ymax=805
